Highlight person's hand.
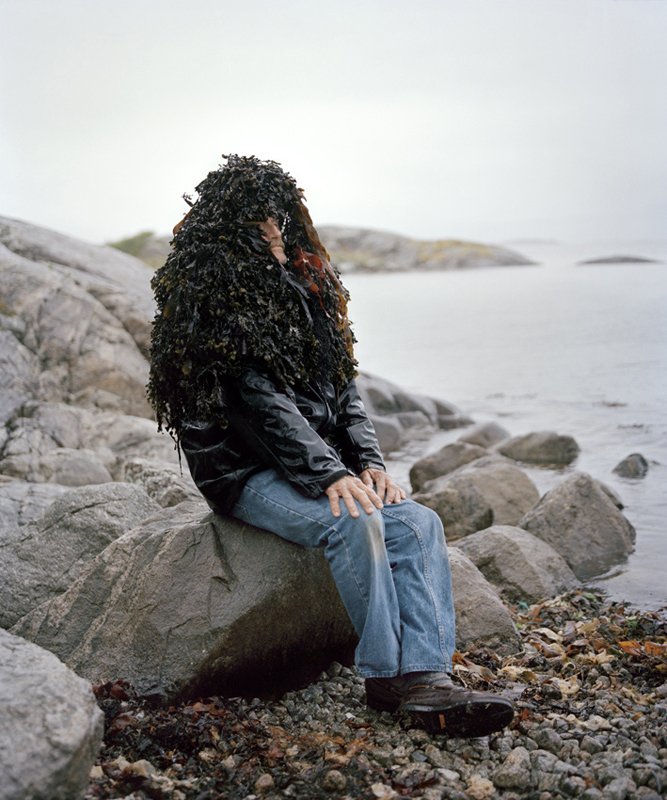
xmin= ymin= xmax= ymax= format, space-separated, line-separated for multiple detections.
xmin=325 ymin=475 xmax=384 ymax=518
xmin=360 ymin=468 xmax=406 ymax=505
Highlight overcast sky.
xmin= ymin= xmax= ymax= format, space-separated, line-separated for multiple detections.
xmin=1 ymin=0 xmax=666 ymax=245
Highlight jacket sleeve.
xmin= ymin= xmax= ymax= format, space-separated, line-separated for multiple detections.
xmin=224 ymin=369 xmax=350 ymax=498
xmin=330 ymin=378 xmax=386 ymax=475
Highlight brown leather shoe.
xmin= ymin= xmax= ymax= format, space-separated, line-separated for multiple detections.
xmin=365 ymin=677 xmax=405 ymax=713
xmin=398 ymin=683 xmax=514 ymax=737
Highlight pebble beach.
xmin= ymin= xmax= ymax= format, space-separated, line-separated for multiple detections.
xmin=87 ymin=590 xmax=667 ymax=800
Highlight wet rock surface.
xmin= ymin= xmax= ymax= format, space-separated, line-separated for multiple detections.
xmin=613 ymin=453 xmax=650 ymax=480
xmin=496 ymin=432 xmax=580 ymax=466
xmin=84 ymin=591 xmax=667 ymax=800
xmin=520 ymin=472 xmax=637 ymax=581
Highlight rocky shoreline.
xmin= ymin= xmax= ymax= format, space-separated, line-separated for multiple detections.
xmin=2 ymin=216 xmax=664 ymax=800
xmin=87 ymin=590 xmax=667 ymax=800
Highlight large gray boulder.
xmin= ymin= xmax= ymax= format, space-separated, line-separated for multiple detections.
xmin=450 ymin=456 xmax=541 ymax=526
xmin=409 ymin=441 xmax=488 ymax=493
xmin=413 ymin=456 xmax=539 ymax=535
xmin=520 ymin=472 xmax=636 ymax=580
xmin=0 ymin=629 xmax=103 ymax=800
xmin=455 ymin=525 xmax=580 ymax=604
xmin=449 ymin=548 xmax=522 ymax=655
xmin=497 ymin=431 xmax=580 ymax=466
xmin=11 ymin=502 xmax=359 ymax=698
xmin=0 ymin=482 xmax=160 ymax=628
xmin=413 ymin=475 xmax=494 ymax=541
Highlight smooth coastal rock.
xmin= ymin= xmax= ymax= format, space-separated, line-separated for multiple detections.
xmin=0 ymin=628 xmax=103 ymax=800
xmin=455 ymin=525 xmax=580 ymax=604
xmin=0 ymin=482 xmax=160 ymax=629
xmin=446 ymin=456 xmax=540 ymax=526
xmin=413 ymin=475 xmax=494 ymax=541
xmin=356 ymin=373 xmax=472 ymax=456
xmin=11 ymin=502 xmax=360 ymax=698
xmin=613 ymin=452 xmax=649 ymax=479
xmin=458 ymin=421 xmax=511 ymax=449
xmin=520 ymin=472 xmax=636 ymax=580
xmin=448 ymin=548 xmax=522 ymax=655
xmin=318 ymin=226 xmax=535 ymax=273
xmin=497 ymin=431 xmax=580 ymax=466
xmin=409 ymin=441 xmax=488 ymax=493
xmin=414 ymin=456 xmax=539 ymax=534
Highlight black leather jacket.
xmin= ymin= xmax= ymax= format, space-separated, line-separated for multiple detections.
xmin=180 ymin=368 xmax=385 ymax=515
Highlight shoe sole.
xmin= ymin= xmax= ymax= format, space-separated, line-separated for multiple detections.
xmin=400 ymin=697 xmax=514 ymax=738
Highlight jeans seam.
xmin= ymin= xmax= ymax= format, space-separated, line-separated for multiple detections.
xmin=381 ymin=506 xmax=449 ymax=667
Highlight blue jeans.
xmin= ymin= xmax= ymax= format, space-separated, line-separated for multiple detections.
xmin=230 ymin=469 xmax=456 ymax=678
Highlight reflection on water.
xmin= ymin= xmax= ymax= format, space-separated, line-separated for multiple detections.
xmin=345 ymin=241 xmax=667 ymax=611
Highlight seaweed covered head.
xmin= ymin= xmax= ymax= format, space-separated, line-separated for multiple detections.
xmin=173 ymin=154 xmax=328 ymax=262
xmin=148 ymin=155 xmax=357 ymax=440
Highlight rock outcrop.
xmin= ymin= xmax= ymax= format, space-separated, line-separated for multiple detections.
xmin=520 ymin=473 xmax=636 ymax=580
xmin=455 ymin=525 xmax=580 ymax=604
xmin=0 ymin=629 xmax=103 ymax=800
xmin=318 ymin=226 xmax=535 ymax=273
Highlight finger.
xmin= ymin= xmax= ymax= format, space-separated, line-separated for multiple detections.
xmin=342 ymin=492 xmax=361 ymax=518
xmin=361 ymin=471 xmax=374 ymax=488
xmin=353 ymin=485 xmax=382 ymax=515
xmin=326 ymin=489 xmax=342 ymax=518
xmin=374 ymin=473 xmax=388 ymax=502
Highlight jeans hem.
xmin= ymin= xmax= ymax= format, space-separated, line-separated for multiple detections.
xmin=356 ymin=663 xmax=452 ymax=679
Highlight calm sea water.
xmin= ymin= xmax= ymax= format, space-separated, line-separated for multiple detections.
xmin=344 ymin=241 xmax=667 ymax=612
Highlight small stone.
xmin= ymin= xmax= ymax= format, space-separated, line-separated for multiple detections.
xmin=89 ymin=765 xmax=104 ymax=779
xmin=580 ymin=788 xmax=603 ymax=800
xmin=254 ymin=773 xmax=275 ymax=793
xmin=437 ymin=768 xmax=462 ymax=785
xmin=321 ymin=769 xmax=347 ymax=792
xmin=602 ymin=776 xmax=630 ymax=800
xmin=533 ymin=728 xmax=564 ymax=753
xmin=128 ymin=759 xmax=157 ymax=777
xmin=370 ymin=783 xmax=397 ymax=799
xmin=465 ymin=774 xmax=495 ymax=799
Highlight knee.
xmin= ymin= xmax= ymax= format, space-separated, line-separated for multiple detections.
xmin=346 ymin=509 xmax=386 ymax=559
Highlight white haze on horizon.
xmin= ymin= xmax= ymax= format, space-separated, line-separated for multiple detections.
xmin=1 ymin=0 xmax=666 ymax=246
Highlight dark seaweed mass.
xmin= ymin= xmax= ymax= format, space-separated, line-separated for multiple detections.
xmin=147 ymin=155 xmax=356 ymax=439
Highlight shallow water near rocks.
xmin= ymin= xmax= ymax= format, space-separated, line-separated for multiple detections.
xmin=345 ymin=240 xmax=667 ymax=612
